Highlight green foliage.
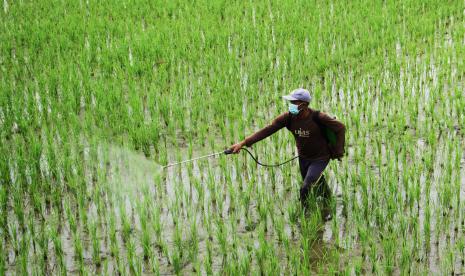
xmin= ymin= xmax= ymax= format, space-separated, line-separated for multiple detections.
xmin=0 ymin=0 xmax=464 ymax=274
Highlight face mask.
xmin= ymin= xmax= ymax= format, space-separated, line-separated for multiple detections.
xmin=288 ymin=103 xmax=300 ymax=115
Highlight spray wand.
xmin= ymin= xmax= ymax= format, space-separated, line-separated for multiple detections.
xmin=162 ymin=148 xmax=298 ymax=169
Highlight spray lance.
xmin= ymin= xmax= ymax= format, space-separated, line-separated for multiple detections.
xmin=162 ymin=148 xmax=299 ymax=169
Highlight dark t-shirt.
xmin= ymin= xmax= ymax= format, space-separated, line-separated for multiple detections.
xmin=244 ymin=108 xmax=346 ymax=161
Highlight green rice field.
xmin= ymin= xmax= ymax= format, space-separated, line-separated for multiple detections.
xmin=1 ymin=0 xmax=465 ymax=274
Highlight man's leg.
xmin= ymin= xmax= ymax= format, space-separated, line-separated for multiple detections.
xmin=299 ymin=159 xmax=330 ymax=208
xmin=298 ymin=158 xmax=312 ymax=207
xmin=298 ymin=157 xmax=310 ymax=180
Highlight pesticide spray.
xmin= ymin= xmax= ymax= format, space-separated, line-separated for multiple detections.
xmin=115 ymin=148 xmax=161 ymax=193
xmin=91 ymin=141 xmax=164 ymax=202
xmin=94 ymin=141 xmax=297 ymax=203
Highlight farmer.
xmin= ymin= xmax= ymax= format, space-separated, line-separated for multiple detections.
xmin=229 ymin=88 xmax=346 ymax=220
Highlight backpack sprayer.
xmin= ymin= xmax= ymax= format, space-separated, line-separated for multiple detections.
xmin=161 ymin=148 xmax=299 ymax=169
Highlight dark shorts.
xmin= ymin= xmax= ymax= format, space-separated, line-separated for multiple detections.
xmin=298 ymin=157 xmax=330 ymax=186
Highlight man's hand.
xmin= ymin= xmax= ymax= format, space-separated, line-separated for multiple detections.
xmin=333 ymin=152 xmax=344 ymax=161
xmin=229 ymin=141 xmax=246 ymax=154
xmin=329 ymin=147 xmax=344 ymax=161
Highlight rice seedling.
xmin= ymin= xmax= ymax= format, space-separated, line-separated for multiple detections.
xmin=72 ymin=231 xmax=84 ymax=271
xmin=89 ymin=218 xmax=101 ymax=268
xmin=187 ymin=213 xmax=199 ymax=268
xmin=51 ymin=227 xmax=66 ymax=274
xmin=7 ymin=220 xmax=19 ymax=259
xmin=119 ymin=203 xmax=132 ymax=244
xmin=126 ymin=236 xmax=138 ymax=275
xmin=18 ymin=232 xmax=30 ymax=275
xmin=204 ymin=237 xmax=214 ymax=275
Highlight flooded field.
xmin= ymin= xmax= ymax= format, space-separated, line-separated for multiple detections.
xmin=1 ymin=0 xmax=465 ymax=275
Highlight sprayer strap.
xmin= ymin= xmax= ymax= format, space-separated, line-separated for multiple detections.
xmin=241 ymin=147 xmax=299 ymax=167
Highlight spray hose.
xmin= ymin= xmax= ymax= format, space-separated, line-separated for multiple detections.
xmin=224 ymin=148 xmax=299 ymax=167
xmin=163 ymin=148 xmax=299 ymax=169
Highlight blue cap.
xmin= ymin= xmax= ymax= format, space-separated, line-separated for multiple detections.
xmin=282 ymin=88 xmax=311 ymax=102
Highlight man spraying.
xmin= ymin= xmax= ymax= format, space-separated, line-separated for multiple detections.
xmin=229 ymin=88 xmax=346 ymax=220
